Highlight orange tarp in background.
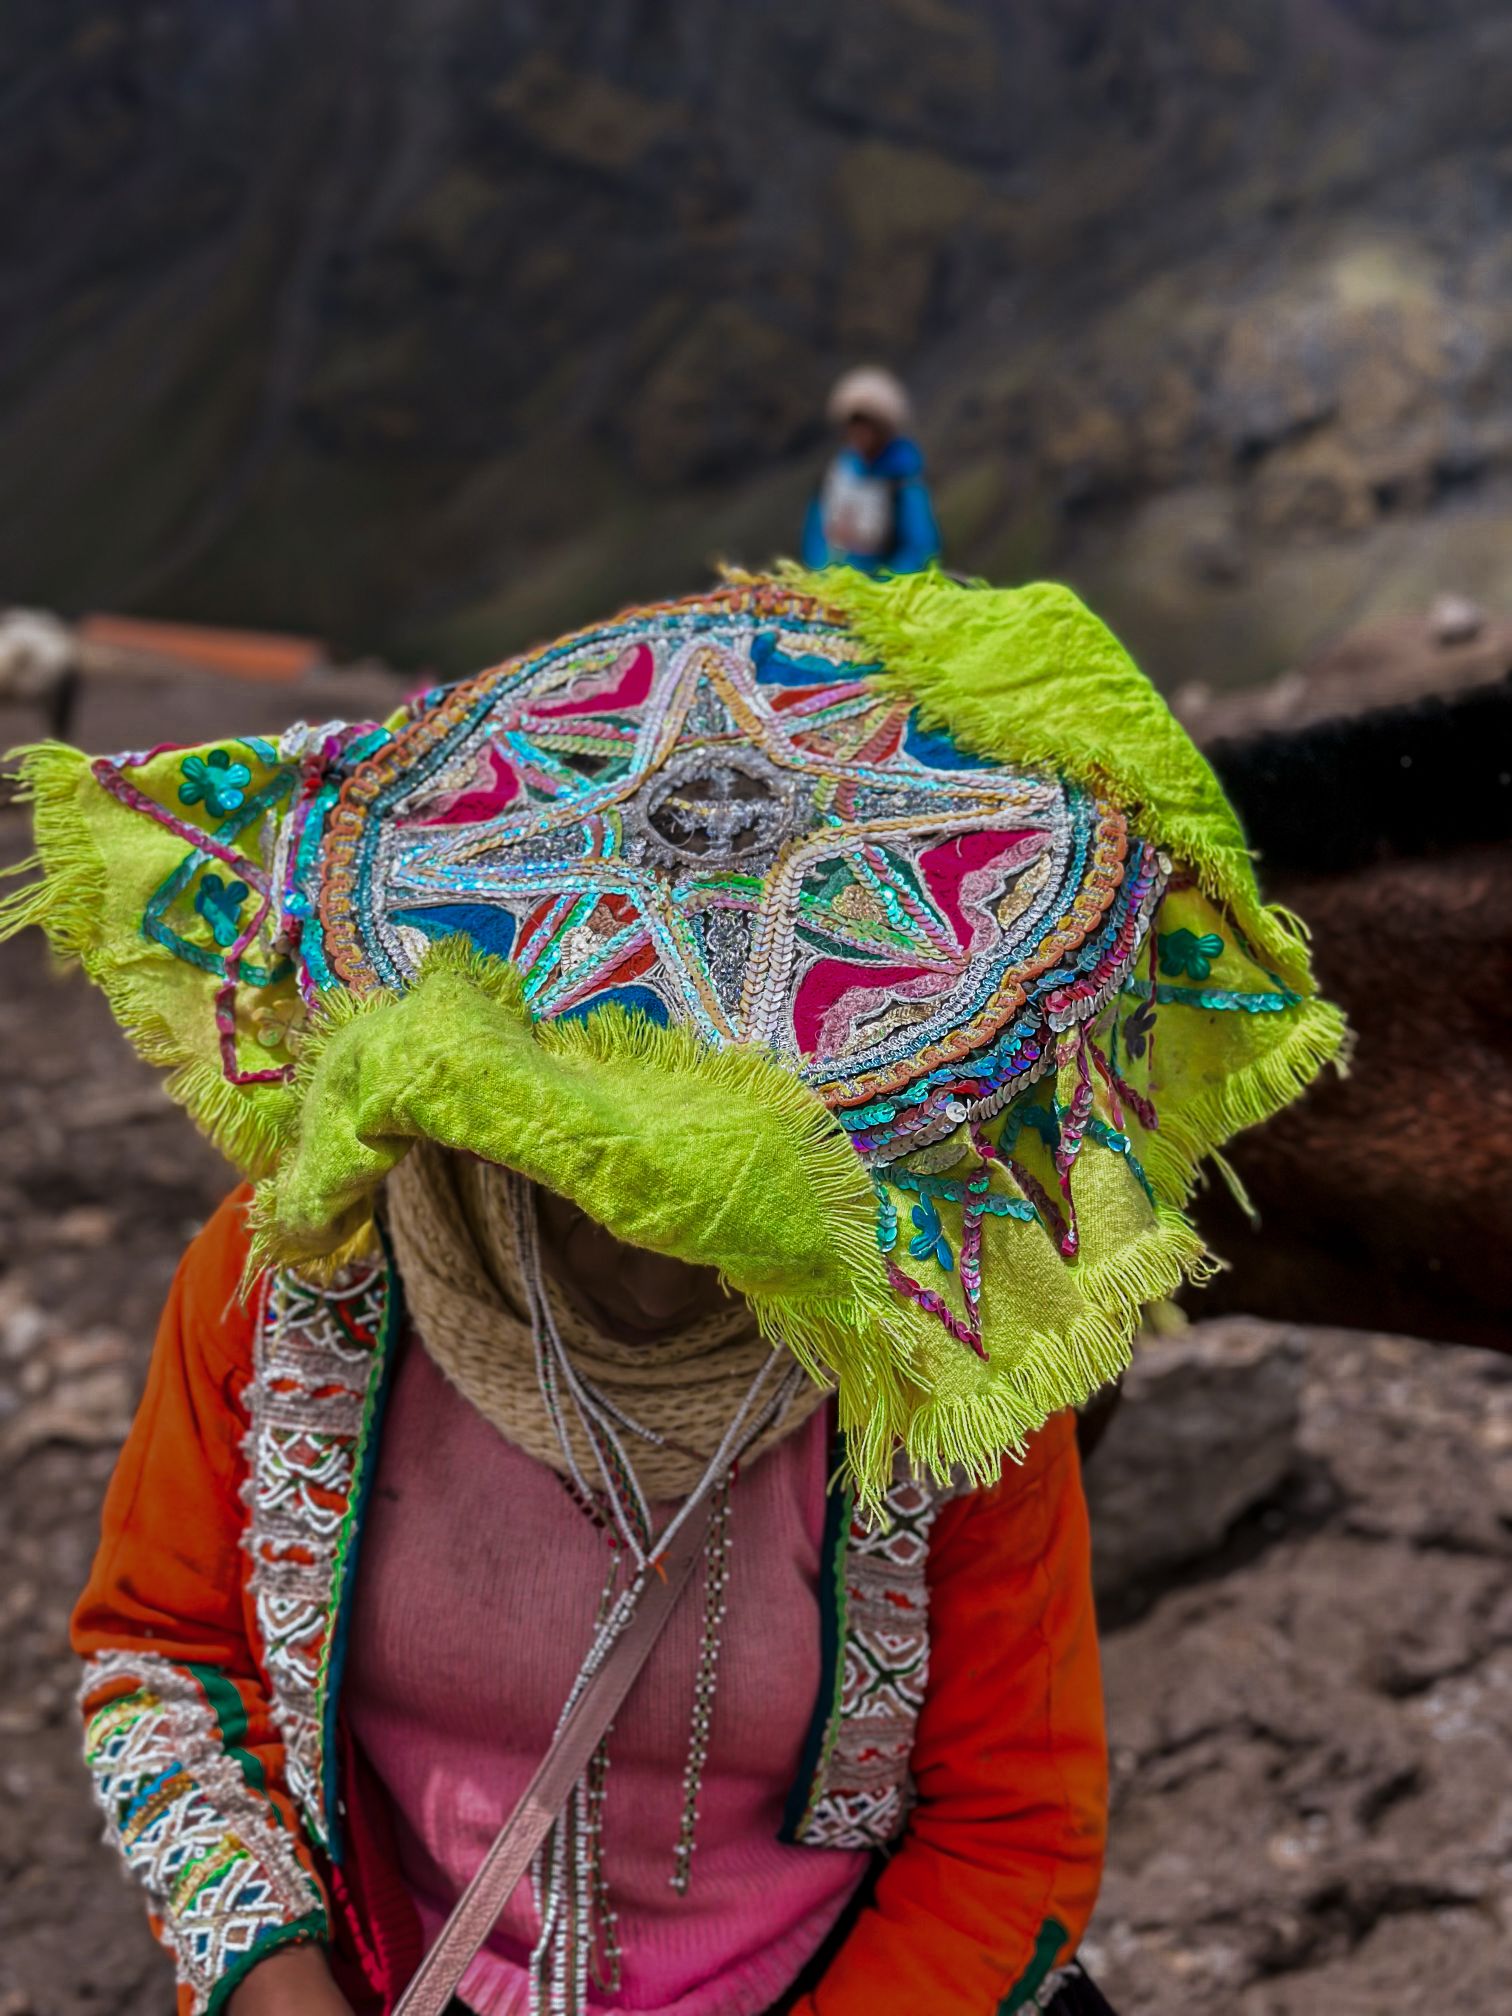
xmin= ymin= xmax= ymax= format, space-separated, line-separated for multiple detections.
xmin=78 ymin=614 xmax=326 ymax=684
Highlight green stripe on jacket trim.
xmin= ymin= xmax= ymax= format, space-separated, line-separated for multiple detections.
xmin=187 ymin=1660 xmax=268 ymax=1799
xmin=206 ymin=1911 xmax=327 ymax=2016
xmin=1000 ymin=1917 xmax=1070 ymax=2012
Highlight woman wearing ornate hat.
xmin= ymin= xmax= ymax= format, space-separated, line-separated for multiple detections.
xmin=4 ymin=569 xmax=1343 ymax=2016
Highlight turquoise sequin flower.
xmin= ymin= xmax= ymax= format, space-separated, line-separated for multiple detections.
xmin=194 ymin=873 xmax=251 ymax=949
xmin=179 ymin=748 xmax=252 ymax=818
xmin=1158 ymin=927 xmax=1225 ymax=981
xmin=908 ymin=1194 xmax=953 ymax=1271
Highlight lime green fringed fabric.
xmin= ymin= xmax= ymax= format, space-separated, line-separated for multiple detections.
xmin=1 ymin=741 xmax=298 ymax=1173
xmin=787 ymin=565 xmax=1315 ymax=988
xmin=2 ymin=576 xmax=1349 ymax=1505
xmin=250 ymin=939 xmax=935 ymax=1502
xmin=245 ymin=938 xmax=1223 ymax=1505
xmin=255 ymin=939 xmax=891 ymax=1310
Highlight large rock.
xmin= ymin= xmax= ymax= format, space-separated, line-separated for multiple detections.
xmin=1086 ymin=1319 xmax=1305 ymax=1603
xmin=1089 ymin=1328 xmax=1512 ymax=2015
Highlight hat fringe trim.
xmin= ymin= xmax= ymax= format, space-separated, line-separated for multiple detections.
xmin=0 ymin=743 xmax=108 ymax=959
xmin=899 ymin=1206 xmax=1216 ymax=1490
xmin=885 ymin=1000 xmax=1347 ymax=1492
xmin=2 ymin=742 xmax=295 ymax=1177
xmin=244 ymin=937 xmax=938 ymax=1507
xmin=1140 ymin=996 xmax=1350 ymax=1209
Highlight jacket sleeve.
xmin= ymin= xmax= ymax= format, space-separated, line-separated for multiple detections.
xmin=794 ymin=1412 xmax=1107 ymax=2015
xmin=71 ymin=1189 xmax=329 ymax=2016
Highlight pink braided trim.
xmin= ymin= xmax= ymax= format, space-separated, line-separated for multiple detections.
xmin=886 ymin=1259 xmax=985 ymax=1357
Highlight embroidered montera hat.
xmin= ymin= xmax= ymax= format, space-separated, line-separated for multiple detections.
xmin=4 ymin=569 xmax=1345 ymax=1502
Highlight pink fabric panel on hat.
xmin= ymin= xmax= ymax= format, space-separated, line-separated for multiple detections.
xmin=917 ymin=828 xmax=1041 ymax=949
xmin=791 ymin=828 xmax=1042 ymax=1059
xmin=532 ymin=641 xmax=656 ymax=719
xmin=402 ymin=744 xmax=522 ymax=826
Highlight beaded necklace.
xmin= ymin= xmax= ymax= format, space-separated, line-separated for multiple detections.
xmin=511 ymin=1177 xmax=805 ymax=2013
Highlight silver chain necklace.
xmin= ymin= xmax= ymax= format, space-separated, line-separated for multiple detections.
xmin=509 ymin=1177 xmax=805 ymax=2013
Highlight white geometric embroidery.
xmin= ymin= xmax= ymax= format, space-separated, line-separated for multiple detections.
xmin=80 ymin=1650 xmax=323 ymax=2015
xmin=791 ymin=1465 xmax=950 ymax=1849
xmin=241 ymin=1266 xmax=388 ymax=1848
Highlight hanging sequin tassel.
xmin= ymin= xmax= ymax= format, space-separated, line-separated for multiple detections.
xmin=671 ymin=1469 xmax=732 ymax=1894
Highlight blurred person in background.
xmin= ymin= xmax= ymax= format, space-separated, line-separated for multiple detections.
xmin=801 ymin=368 xmax=941 ymax=576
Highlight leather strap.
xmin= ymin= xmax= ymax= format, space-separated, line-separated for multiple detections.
xmin=393 ymin=1498 xmax=716 ymax=2016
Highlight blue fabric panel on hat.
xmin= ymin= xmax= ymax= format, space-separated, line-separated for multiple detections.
xmin=555 ymin=984 xmax=670 ymax=1027
xmin=390 ymin=904 xmax=518 ymax=959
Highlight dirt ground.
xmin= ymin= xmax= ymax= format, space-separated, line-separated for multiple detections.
xmin=1 ymin=724 xmax=1508 ymax=2014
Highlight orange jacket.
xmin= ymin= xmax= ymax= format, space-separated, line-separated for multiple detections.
xmin=73 ymin=1191 xmax=1107 ymax=2016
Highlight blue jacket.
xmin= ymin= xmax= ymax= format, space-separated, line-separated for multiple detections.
xmin=802 ymin=436 xmax=941 ymax=575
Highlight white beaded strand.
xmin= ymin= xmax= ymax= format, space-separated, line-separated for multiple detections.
xmin=509 ymin=1171 xmax=810 ymax=2015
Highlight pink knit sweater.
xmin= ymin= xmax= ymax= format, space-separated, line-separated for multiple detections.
xmin=345 ymin=1338 xmax=869 ymax=2015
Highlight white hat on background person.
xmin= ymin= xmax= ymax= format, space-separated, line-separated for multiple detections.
xmin=826 ymin=366 xmax=912 ymax=436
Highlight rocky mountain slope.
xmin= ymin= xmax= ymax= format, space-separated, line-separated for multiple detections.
xmin=7 ymin=2 xmax=1512 ymax=684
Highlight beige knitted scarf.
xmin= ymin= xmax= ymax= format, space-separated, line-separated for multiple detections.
xmin=384 ymin=1142 xmax=829 ymax=1500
